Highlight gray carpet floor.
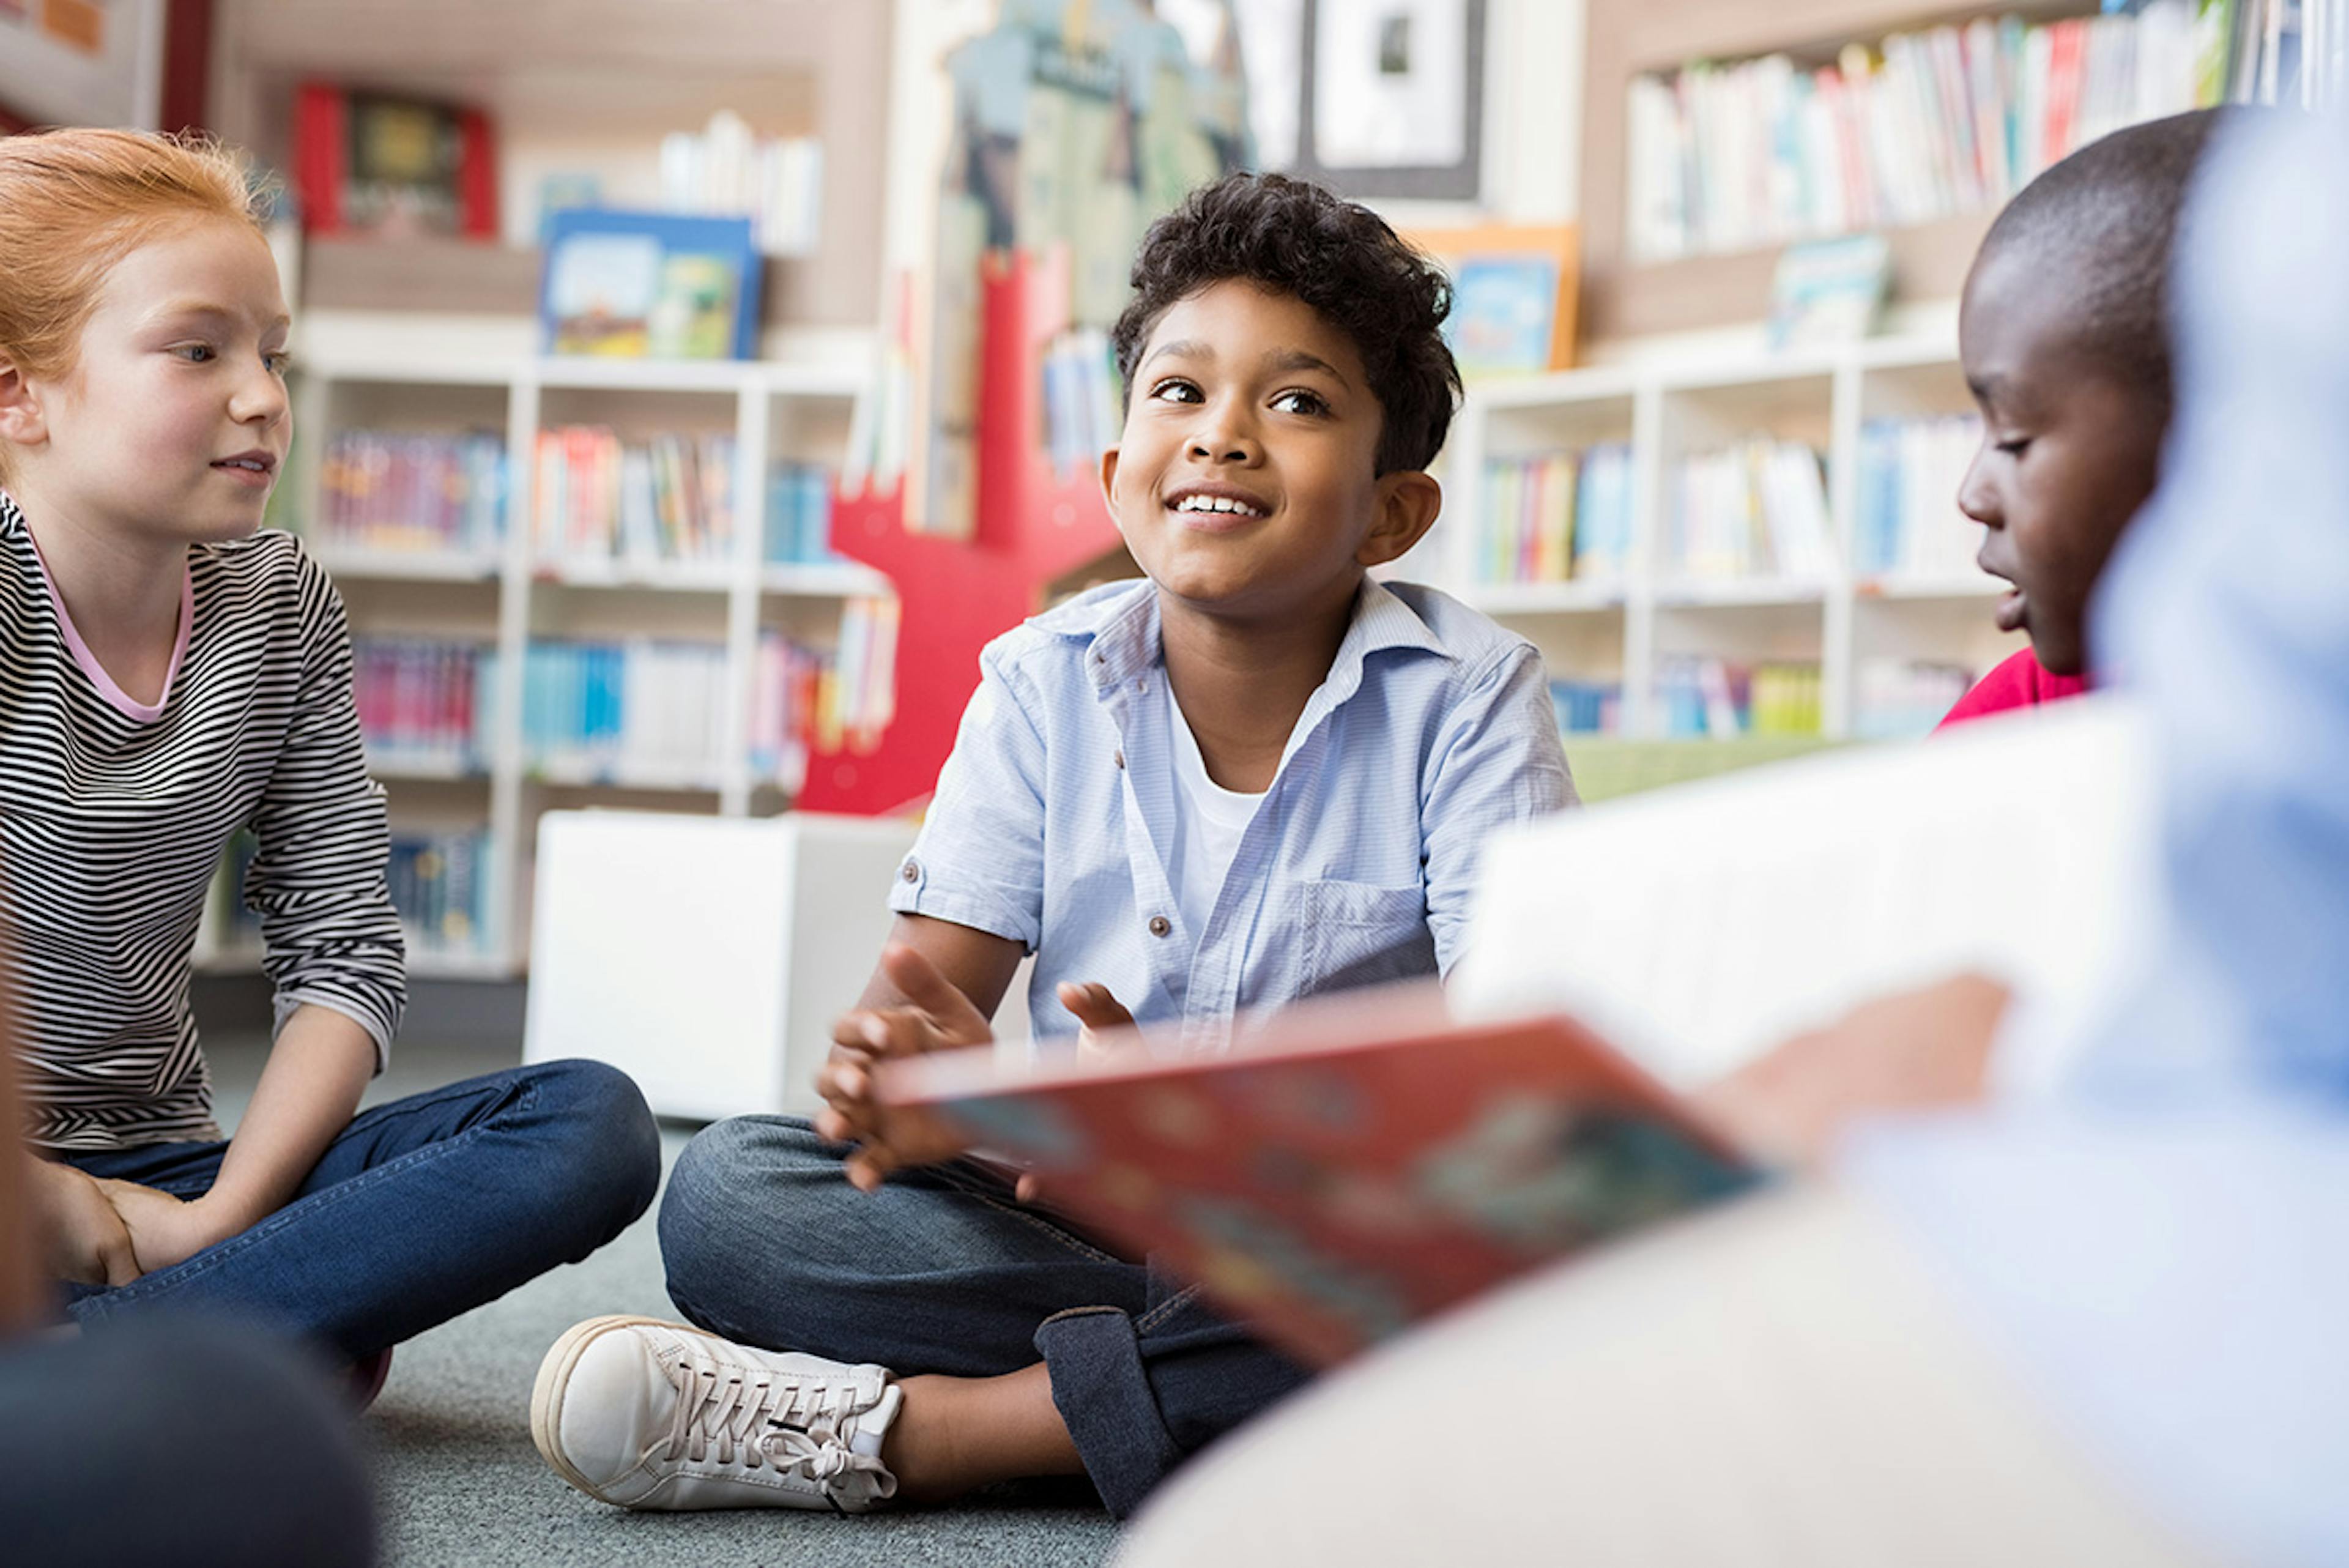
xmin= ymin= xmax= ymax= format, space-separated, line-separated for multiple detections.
xmin=209 ymin=1035 xmax=1121 ymax=1568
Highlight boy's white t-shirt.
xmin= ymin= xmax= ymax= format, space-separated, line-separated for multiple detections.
xmin=1165 ymin=684 xmax=1267 ymax=938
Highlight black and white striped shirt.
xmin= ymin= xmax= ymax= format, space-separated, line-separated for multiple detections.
xmin=0 ymin=492 xmax=405 ymax=1152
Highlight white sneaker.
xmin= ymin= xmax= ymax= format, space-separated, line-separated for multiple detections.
xmin=531 ymin=1315 xmax=904 ymax=1512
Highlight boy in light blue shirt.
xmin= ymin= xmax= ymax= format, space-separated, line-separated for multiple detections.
xmin=533 ymin=173 xmax=1574 ymax=1522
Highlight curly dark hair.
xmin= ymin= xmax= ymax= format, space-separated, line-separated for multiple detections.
xmin=1110 ymin=173 xmax=1461 ymax=475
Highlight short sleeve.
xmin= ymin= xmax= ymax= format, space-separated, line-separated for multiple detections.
xmin=1420 ymin=644 xmax=1577 ymax=976
xmin=888 ymin=642 xmax=1050 ymax=950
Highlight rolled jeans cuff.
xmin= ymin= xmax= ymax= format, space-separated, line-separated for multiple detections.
xmin=1034 ymin=1304 xmax=1182 ymax=1519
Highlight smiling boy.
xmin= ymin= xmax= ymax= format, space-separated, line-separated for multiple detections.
xmin=532 ymin=173 xmax=1576 ymax=1522
xmin=1940 ymin=110 xmax=2228 ymax=726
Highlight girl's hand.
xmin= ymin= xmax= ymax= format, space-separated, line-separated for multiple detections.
xmin=94 ymin=1179 xmax=232 ymax=1276
xmin=25 ymin=1157 xmax=141 ymax=1287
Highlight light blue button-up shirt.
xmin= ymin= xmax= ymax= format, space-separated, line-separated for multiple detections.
xmin=889 ymin=575 xmax=1576 ymax=1052
xmin=1849 ymin=110 xmax=2349 ymax=1568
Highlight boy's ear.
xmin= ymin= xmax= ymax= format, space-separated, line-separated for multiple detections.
xmin=0 ymin=363 xmax=46 ymax=451
xmin=1356 ymin=469 xmax=1442 ymax=569
xmin=1097 ymin=445 xmax=1122 ymax=513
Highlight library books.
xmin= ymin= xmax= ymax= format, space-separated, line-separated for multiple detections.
xmin=213 ymin=827 xmax=495 ymax=959
xmin=885 ymin=983 xmax=1758 ymax=1367
xmin=1627 ymin=2 xmax=2206 ymax=261
xmin=745 ymin=609 xmax=902 ymax=793
xmin=1551 ymin=679 xmax=1622 ymax=736
xmin=765 ymin=463 xmax=840 ymax=566
xmin=1855 ymin=415 xmax=1989 ymax=579
xmin=1657 ymin=657 xmax=1822 ymax=739
xmin=658 ymin=110 xmax=825 ymax=259
xmin=352 ymin=637 xmax=493 ymax=772
xmin=1666 ymin=439 xmax=1832 ymax=583
xmin=1477 ymin=444 xmax=1633 ymax=586
xmin=533 ymin=427 xmax=737 ymax=567
xmin=387 ymin=828 xmax=495 ymax=957
xmin=318 ymin=431 xmax=506 ymax=555
xmin=1854 ymin=657 xmax=1978 ymax=740
xmin=1042 ymin=329 xmax=1123 ymax=481
xmin=523 ymin=641 xmax=731 ymax=780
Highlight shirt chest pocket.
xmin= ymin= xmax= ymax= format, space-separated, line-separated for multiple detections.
xmin=1292 ymin=877 xmax=1434 ymax=996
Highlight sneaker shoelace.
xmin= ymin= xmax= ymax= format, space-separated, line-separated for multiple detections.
xmin=660 ymin=1354 xmax=898 ymax=1504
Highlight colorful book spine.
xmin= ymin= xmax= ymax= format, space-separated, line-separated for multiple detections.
xmin=387 ymin=828 xmax=497 ymax=957
xmin=1655 ymin=658 xmax=1823 ymax=738
xmin=764 ymin=461 xmax=841 ymax=565
xmin=1664 ymin=439 xmax=1830 ymax=584
xmin=351 ymin=637 xmax=493 ymax=771
xmin=1475 ymin=444 xmax=1632 ymax=586
xmin=1549 ymin=680 xmax=1623 ymax=736
xmin=316 ymin=430 xmax=507 ymax=554
xmin=1626 ymin=3 xmax=2210 ymax=260
xmin=1853 ymin=415 xmax=1986 ymax=579
xmin=532 ymin=427 xmax=738 ymax=566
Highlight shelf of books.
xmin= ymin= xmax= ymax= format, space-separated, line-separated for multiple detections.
xmin=212 ymin=354 xmax=895 ymax=979
xmin=1445 ymin=334 xmax=2020 ymax=746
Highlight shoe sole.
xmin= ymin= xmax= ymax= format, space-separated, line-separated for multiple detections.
xmin=530 ymin=1313 xmax=693 ymax=1505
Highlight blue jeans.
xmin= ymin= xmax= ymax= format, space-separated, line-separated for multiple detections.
xmin=58 ymin=1059 xmax=661 ymax=1362
xmin=658 ymin=1116 xmax=1311 ymax=1519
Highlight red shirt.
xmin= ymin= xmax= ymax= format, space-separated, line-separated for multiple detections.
xmin=1937 ymin=648 xmax=2093 ymax=730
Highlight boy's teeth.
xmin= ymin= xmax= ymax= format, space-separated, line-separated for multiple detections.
xmin=1174 ymin=495 xmax=1260 ymax=515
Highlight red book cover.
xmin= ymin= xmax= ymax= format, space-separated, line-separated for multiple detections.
xmin=293 ymin=81 xmax=346 ymax=234
xmin=2044 ymin=20 xmax=2085 ymax=164
xmin=882 ymin=984 xmax=1759 ymax=1368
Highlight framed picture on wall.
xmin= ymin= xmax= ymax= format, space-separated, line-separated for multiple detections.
xmin=0 ymin=0 xmax=167 ymax=130
xmin=1238 ymin=0 xmax=1486 ymax=201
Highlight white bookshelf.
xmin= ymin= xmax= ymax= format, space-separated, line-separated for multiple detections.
xmin=196 ymin=354 xmax=893 ymax=980
xmin=1441 ymin=333 xmax=2023 ymax=741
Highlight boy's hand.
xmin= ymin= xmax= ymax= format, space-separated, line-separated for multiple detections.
xmin=1057 ymin=981 xmax=1136 ymax=1060
xmin=1010 ymin=981 xmax=1138 ymax=1203
xmin=25 ymin=1157 xmax=141 ymax=1288
xmin=94 ymin=1179 xmax=231 ymax=1276
xmin=819 ymin=943 xmax=996 ymax=1191
xmin=1694 ymin=973 xmax=2010 ymax=1170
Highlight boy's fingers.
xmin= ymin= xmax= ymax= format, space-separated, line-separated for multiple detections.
xmin=1057 ymin=980 xmax=1135 ymax=1033
xmin=878 ymin=944 xmax=993 ymax=1044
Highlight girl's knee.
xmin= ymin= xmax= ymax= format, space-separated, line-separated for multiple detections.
xmin=528 ymin=1058 xmax=661 ymax=1229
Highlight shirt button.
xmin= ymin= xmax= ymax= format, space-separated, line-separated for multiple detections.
xmin=1114 ymin=749 xmax=1125 ymax=770
xmin=1148 ymin=915 xmax=1171 ymax=938
xmin=899 ymin=859 xmax=920 ymax=883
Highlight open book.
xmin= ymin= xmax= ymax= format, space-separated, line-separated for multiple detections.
xmin=881 ymin=984 xmax=1758 ymax=1368
xmin=883 ymin=699 xmax=2153 ymax=1366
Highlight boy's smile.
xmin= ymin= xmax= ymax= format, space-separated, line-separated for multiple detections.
xmin=1957 ymin=247 xmax=2167 ymax=676
xmin=1099 ymin=280 xmax=1434 ymax=628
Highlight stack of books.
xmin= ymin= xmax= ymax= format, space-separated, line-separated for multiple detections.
xmin=1853 ymin=415 xmax=1988 ymax=580
xmin=1664 ymin=439 xmax=1831 ymax=584
xmin=351 ymin=637 xmax=494 ymax=773
xmin=533 ymin=426 xmax=738 ymax=567
xmin=1626 ymin=2 xmax=2207 ymax=260
xmin=1657 ymin=656 xmax=1823 ymax=738
xmin=1041 ymin=329 xmax=1121 ymax=481
xmin=316 ymin=431 xmax=506 ymax=555
xmin=1475 ymin=444 xmax=1634 ymax=587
